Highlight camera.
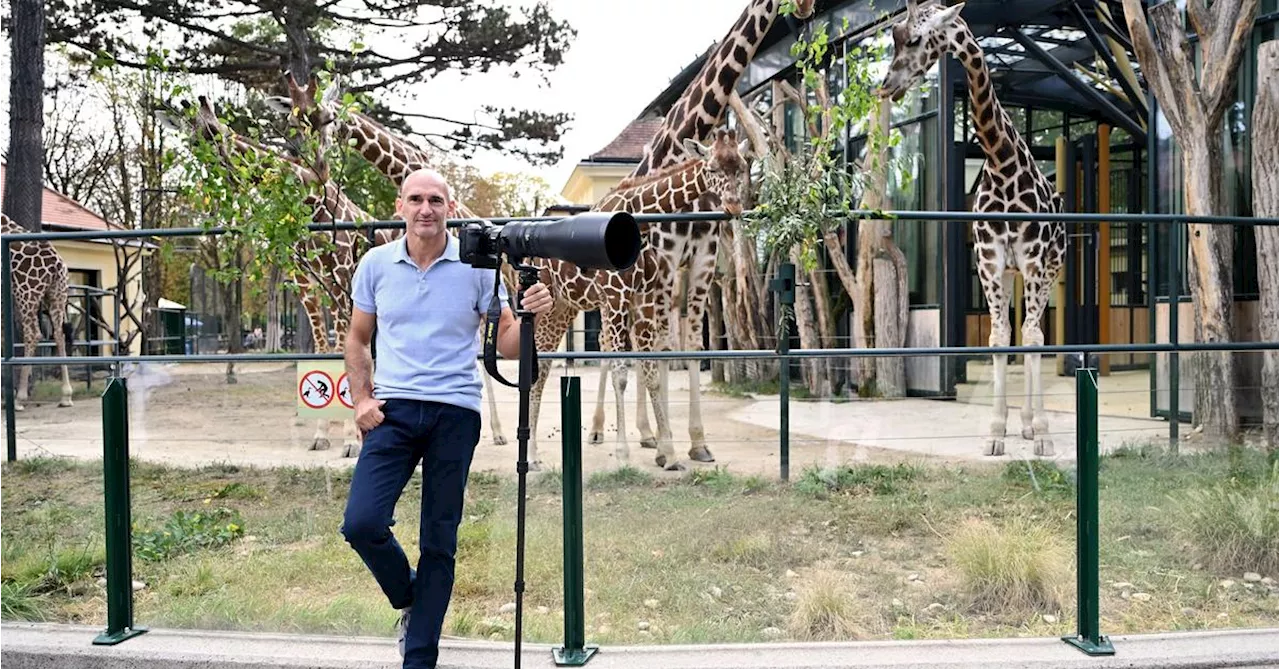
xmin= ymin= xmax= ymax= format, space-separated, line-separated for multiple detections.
xmin=458 ymin=211 xmax=643 ymax=272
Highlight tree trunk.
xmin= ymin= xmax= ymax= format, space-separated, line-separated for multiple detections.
xmin=1183 ymin=136 xmax=1238 ymax=440
xmin=809 ymin=263 xmax=836 ymax=396
xmin=266 ymin=265 xmax=283 ymax=352
xmin=1252 ymin=40 xmax=1278 ymax=449
xmin=2 ymin=0 xmax=45 ymax=232
xmin=874 ymin=256 xmax=906 ymax=396
xmin=792 ymin=250 xmax=828 ymax=396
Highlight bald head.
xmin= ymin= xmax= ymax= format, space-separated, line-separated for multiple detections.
xmin=401 ymin=168 xmax=452 ymax=201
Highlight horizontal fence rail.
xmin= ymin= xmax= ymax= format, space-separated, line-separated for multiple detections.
xmin=3 ymin=341 xmax=1275 ymax=367
xmin=2 ymin=209 xmax=1277 ymax=243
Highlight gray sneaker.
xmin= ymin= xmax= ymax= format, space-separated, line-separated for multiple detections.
xmin=396 ymin=607 xmax=411 ymax=657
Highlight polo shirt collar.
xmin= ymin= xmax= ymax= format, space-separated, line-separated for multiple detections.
xmin=394 ymin=232 xmax=459 ymax=265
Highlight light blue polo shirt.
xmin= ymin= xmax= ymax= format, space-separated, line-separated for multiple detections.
xmin=351 ymin=233 xmax=509 ymax=414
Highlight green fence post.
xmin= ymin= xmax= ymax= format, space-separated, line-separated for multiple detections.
xmin=769 ymin=263 xmax=795 ymax=481
xmin=553 ymin=376 xmax=596 ymax=666
xmin=94 ymin=377 xmax=147 ymax=645
xmin=1063 ymin=365 xmax=1113 ymax=656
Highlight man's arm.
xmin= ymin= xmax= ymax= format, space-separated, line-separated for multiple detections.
xmin=495 ymin=281 xmax=554 ymax=358
xmin=346 ymin=306 xmax=385 ymax=431
xmin=345 ymin=307 xmax=377 ymax=404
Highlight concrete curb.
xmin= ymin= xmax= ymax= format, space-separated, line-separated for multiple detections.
xmin=2 ymin=623 xmax=1277 ymax=669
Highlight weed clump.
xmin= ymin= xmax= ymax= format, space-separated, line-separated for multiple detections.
xmin=795 ymin=463 xmax=921 ymax=498
xmin=1170 ymin=463 xmax=1279 ymax=576
xmin=786 ymin=570 xmax=863 ymax=640
xmin=945 ymin=517 xmax=1070 ymax=614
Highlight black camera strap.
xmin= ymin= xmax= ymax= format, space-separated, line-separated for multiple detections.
xmin=482 ymin=267 xmax=520 ymax=389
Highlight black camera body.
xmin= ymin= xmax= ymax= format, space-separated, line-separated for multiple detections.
xmin=457 ymin=211 xmax=642 ymax=272
xmin=458 ymin=221 xmax=506 ymax=269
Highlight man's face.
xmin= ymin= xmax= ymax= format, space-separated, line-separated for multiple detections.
xmin=396 ymin=172 xmax=454 ymax=241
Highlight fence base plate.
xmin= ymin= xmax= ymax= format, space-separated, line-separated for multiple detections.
xmin=93 ymin=626 xmax=148 ymax=645
xmin=1062 ymin=633 xmax=1115 ymax=656
xmin=553 ymin=645 xmax=599 ymax=666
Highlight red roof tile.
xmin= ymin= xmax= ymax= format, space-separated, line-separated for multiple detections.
xmin=587 ymin=114 xmax=664 ymax=163
xmin=0 ymin=162 xmax=119 ymax=231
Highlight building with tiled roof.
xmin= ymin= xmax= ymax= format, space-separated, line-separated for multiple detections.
xmin=1 ymin=162 xmax=149 ymax=356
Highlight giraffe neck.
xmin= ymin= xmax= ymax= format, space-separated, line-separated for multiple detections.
xmin=340 ymin=111 xmax=479 ymax=220
xmin=600 ymin=159 xmax=708 ymax=216
xmin=950 ymin=24 xmax=1031 ymax=180
xmin=343 ymin=112 xmax=428 ymax=187
xmin=633 ymin=0 xmax=782 ymax=176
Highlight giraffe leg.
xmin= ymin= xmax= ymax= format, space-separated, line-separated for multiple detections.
xmin=1020 ymin=274 xmax=1054 ymax=456
xmin=642 ymin=359 xmax=680 ymax=470
xmin=483 ymin=368 xmax=508 ymax=446
xmin=525 ymin=359 xmax=553 ymax=471
xmin=15 ymin=317 xmax=39 ymax=411
xmin=601 ymin=312 xmax=634 ymax=466
xmin=682 ymin=263 xmax=716 ymax=463
xmin=635 ymin=377 xmax=657 ymax=449
xmin=589 ymin=364 xmax=609 ymax=446
xmin=980 ymin=267 xmax=1011 ymax=456
xmin=49 ymin=296 xmax=73 ymax=408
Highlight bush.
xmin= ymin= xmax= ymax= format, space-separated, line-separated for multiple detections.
xmin=945 ymin=517 xmax=1070 ymax=613
xmin=787 ymin=570 xmax=863 ymax=641
xmin=1172 ymin=466 xmax=1279 ymax=576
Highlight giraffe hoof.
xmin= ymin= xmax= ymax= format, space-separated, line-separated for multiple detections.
xmin=310 ymin=438 xmax=332 ymax=451
xmin=1021 ymin=425 xmax=1035 ymax=440
xmin=1034 ymin=438 xmax=1055 ymax=457
xmin=640 ymin=437 xmax=658 ymax=450
xmin=983 ymin=438 xmax=1005 ymax=456
xmin=528 ymin=460 xmax=543 ymax=472
xmin=688 ymin=446 xmax=715 ymax=463
xmin=492 ymin=435 xmax=508 ymax=446
xmin=588 ymin=431 xmax=604 ymax=446
xmin=342 ymin=443 xmax=360 ymax=458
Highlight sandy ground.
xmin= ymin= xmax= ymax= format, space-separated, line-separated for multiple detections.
xmin=2 ymin=359 xmax=1173 ymax=478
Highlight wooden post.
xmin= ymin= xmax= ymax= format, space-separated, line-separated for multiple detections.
xmin=1098 ymin=124 xmax=1112 ymax=376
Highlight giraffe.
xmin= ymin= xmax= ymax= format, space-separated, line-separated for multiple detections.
xmin=156 ymin=95 xmax=378 ymax=457
xmin=2 ymin=213 xmax=74 ymax=411
xmin=875 ymin=0 xmax=1066 ymax=456
xmin=264 ymin=74 xmax=513 ymax=445
xmin=592 ymin=0 xmax=815 ymax=463
xmin=522 ymin=128 xmax=751 ymax=470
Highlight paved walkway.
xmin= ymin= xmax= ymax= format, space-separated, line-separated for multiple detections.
xmin=3 ymin=622 xmax=1276 ymax=669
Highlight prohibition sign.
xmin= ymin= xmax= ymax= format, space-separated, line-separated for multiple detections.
xmin=299 ymin=370 xmax=335 ymax=409
xmin=337 ymin=373 xmax=353 ymax=409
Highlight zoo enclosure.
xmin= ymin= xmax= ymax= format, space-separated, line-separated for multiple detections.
xmin=1 ymin=210 xmax=1276 ymax=660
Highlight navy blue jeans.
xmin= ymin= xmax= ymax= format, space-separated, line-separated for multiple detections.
xmin=341 ymin=398 xmax=481 ymax=669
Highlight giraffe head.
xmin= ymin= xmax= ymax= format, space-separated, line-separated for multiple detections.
xmin=264 ymin=72 xmax=343 ymax=151
xmin=683 ymin=127 xmax=750 ymax=216
xmin=875 ymin=0 xmax=965 ymax=102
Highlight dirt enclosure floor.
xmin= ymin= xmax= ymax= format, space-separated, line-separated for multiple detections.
xmin=4 ymin=360 xmax=1176 ymax=477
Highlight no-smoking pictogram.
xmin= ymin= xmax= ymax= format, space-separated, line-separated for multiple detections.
xmin=337 ymin=373 xmax=353 ymax=409
xmin=299 ymin=370 xmax=335 ymax=409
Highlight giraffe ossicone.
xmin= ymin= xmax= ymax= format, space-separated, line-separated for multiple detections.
xmin=879 ymin=0 xmax=1065 ymax=457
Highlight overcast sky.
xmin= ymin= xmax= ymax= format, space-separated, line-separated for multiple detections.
xmin=423 ymin=0 xmax=758 ymax=197
xmin=0 ymin=0 xmax=762 ymax=204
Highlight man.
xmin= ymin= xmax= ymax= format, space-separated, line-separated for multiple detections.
xmin=341 ymin=168 xmax=553 ymax=668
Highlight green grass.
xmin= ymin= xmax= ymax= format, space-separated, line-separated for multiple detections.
xmin=1 ymin=447 xmax=1276 ymax=644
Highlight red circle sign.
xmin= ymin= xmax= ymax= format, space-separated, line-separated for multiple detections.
xmin=299 ymin=370 xmax=335 ymax=409
xmin=337 ymin=373 xmax=353 ymax=409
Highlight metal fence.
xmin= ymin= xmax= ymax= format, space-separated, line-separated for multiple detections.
xmin=1 ymin=209 xmax=1277 ymax=659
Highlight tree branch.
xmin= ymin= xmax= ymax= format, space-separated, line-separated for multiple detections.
xmin=1204 ymin=0 xmax=1259 ymax=123
xmin=1120 ymin=0 xmax=1191 ymax=137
